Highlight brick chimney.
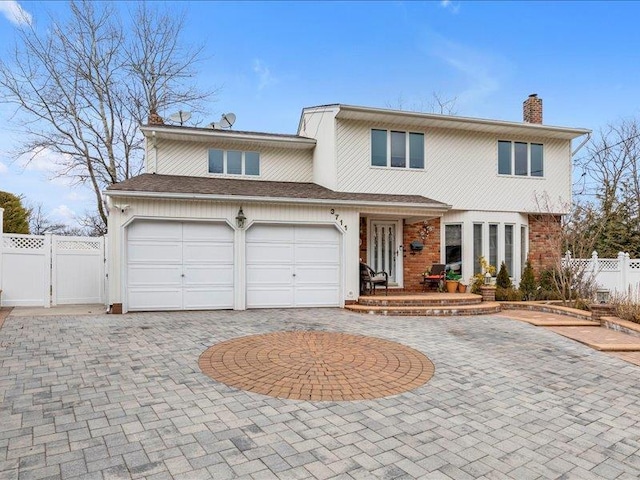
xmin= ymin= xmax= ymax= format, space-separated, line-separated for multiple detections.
xmin=523 ymin=94 xmax=542 ymax=124
xmin=148 ymin=109 xmax=164 ymax=125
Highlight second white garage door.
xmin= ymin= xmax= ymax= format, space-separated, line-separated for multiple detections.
xmin=127 ymin=221 xmax=234 ymax=311
xmin=246 ymin=225 xmax=341 ymax=308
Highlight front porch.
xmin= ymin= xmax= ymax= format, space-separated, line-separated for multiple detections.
xmin=345 ymin=292 xmax=501 ymax=316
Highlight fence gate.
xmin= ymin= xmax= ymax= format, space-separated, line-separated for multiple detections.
xmin=0 ymin=233 xmax=106 ymax=308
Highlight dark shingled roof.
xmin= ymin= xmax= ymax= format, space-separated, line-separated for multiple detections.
xmin=107 ymin=174 xmax=448 ymax=207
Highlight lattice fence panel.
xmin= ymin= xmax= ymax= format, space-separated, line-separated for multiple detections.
xmin=629 ymin=260 xmax=640 ymax=270
xmin=599 ymin=260 xmax=620 ymax=271
xmin=57 ymin=240 xmax=101 ymax=251
xmin=2 ymin=235 xmax=45 ymax=250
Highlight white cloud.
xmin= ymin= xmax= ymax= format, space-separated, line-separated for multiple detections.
xmin=66 ymin=191 xmax=87 ymax=201
xmin=425 ymin=32 xmax=506 ymax=109
xmin=51 ymin=204 xmax=76 ymax=222
xmin=440 ymin=0 xmax=461 ymax=14
xmin=0 ymin=161 xmax=7 ymax=174
xmin=0 ymin=1 xmax=32 ymax=26
xmin=253 ymin=59 xmax=278 ymax=91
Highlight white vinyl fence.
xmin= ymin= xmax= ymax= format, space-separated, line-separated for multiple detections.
xmin=564 ymin=251 xmax=640 ymax=295
xmin=0 ymin=209 xmax=107 ymax=307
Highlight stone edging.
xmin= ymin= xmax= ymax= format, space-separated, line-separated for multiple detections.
xmin=0 ymin=307 xmax=13 ymax=331
xmin=601 ymin=316 xmax=640 ymax=339
xmin=498 ymin=301 xmax=591 ymax=320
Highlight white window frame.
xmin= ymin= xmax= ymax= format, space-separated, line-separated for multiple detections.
xmin=370 ymin=129 xmax=425 ymax=169
xmin=497 ymin=141 xmax=544 ymax=178
xmin=208 ymin=149 xmax=260 ymax=177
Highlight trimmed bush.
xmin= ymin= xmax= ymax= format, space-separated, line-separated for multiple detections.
xmin=519 ymin=260 xmax=537 ymax=301
xmin=496 ymin=287 xmax=523 ymax=301
xmin=496 ymin=262 xmax=512 ymax=289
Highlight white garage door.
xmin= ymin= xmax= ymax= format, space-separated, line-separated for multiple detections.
xmin=246 ymin=224 xmax=341 ymax=308
xmin=127 ymin=221 xmax=234 ymax=311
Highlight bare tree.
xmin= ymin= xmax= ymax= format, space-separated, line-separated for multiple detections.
xmin=27 ymin=202 xmax=68 ymax=235
xmin=533 ymin=194 xmax=605 ymax=306
xmin=573 ymin=119 xmax=640 ymax=257
xmin=386 ymin=91 xmax=458 ymax=115
xmin=0 ymin=1 xmax=213 ymax=233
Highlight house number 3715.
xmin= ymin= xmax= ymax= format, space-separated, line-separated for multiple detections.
xmin=329 ymin=209 xmax=348 ymax=230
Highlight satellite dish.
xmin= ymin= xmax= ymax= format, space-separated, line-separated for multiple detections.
xmin=168 ymin=110 xmax=192 ymax=126
xmin=210 ymin=122 xmax=221 ymax=129
xmin=219 ymin=112 xmax=236 ymax=129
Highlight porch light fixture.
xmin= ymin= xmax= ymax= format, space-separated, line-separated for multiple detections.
xmin=235 ymin=207 xmax=246 ymax=229
xmin=596 ymin=288 xmax=610 ymax=304
xmin=484 ymin=272 xmax=492 ymax=285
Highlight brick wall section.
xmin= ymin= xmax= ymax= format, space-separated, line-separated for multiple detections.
xmin=359 ymin=217 xmax=367 ymax=261
xmin=528 ymin=214 xmax=562 ymax=276
xmin=402 ymin=219 xmax=441 ymax=291
xmin=523 ymin=94 xmax=543 ymax=124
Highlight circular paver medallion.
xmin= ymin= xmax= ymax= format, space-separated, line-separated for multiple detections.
xmin=198 ymin=331 xmax=435 ymax=401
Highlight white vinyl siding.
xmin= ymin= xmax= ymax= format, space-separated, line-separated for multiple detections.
xmin=153 ymin=139 xmax=313 ymax=182
xmin=337 ymin=120 xmax=568 ymax=214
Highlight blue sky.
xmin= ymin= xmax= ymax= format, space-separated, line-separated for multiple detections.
xmin=1 ymin=1 xmax=639 ymax=229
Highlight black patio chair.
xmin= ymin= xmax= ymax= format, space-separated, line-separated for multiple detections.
xmin=360 ymin=262 xmax=389 ymax=295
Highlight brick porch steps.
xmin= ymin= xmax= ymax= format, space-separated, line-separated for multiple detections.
xmin=345 ymin=301 xmax=501 ymax=317
xmin=357 ymin=293 xmax=482 ymax=307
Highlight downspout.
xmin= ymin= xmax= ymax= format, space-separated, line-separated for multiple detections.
xmin=572 ymin=132 xmax=591 ymax=156
xmin=151 ymin=130 xmax=158 ymax=173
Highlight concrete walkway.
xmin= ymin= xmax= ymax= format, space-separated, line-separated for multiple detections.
xmin=1 ymin=309 xmax=639 ymax=479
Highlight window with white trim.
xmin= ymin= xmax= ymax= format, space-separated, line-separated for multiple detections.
xmin=473 ymin=223 xmax=483 ymax=275
xmin=504 ymin=224 xmax=514 ymax=276
xmin=489 ymin=224 xmax=498 ymax=273
xmin=445 ymin=224 xmax=462 ymax=276
xmin=208 ymin=149 xmax=260 ymax=176
xmin=371 ymin=129 xmax=424 ymax=169
xmin=498 ymin=141 xmax=543 ymax=177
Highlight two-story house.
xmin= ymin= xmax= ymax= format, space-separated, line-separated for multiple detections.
xmin=104 ymin=95 xmax=590 ymax=313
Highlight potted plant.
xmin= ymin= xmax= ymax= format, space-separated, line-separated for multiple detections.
xmin=445 ymin=271 xmax=461 ymax=293
xmin=457 ymin=281 xmax=468 ymax=293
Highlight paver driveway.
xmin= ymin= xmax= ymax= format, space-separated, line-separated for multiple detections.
xmin=1 ymin=309 xmax=639 ymax=480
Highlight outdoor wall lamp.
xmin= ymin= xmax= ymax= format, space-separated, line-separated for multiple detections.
xmin=235 ymin=207 xmax=246 ymax=229
xmin=596 ymin=288 xmax=610 ymax=304
xmin=484 ymin=272 xmax=492 ymax=285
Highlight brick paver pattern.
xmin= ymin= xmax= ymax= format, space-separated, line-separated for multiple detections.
xmin=1 ymin=309 xmax=640 ymax=479
xmin=199 ymin=331 xmax=435 ymax=401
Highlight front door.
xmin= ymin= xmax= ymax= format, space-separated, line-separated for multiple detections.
xmin=370 ymin=221 xmax=398 ymax=283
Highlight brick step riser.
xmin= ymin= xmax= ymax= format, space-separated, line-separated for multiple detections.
xmin=358 ymin=298 xmax=482 ymax=307
xmin=346 ymin=306 xmax=501 ymax=316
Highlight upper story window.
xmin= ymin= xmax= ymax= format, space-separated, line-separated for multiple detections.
xmin=208 ymin=149 xmax=260 ymax=176
xmin=498 ymin=141 xmax=543 ymax=177
xmin=371 ymin=129 xmax=424 ymax=169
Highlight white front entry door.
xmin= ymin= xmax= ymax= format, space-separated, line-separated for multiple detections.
xmin=127 ymin=221 xmax=234 ymax=311
xmin=370 ymin=221 xmax=399 ymax=283
xmin=246 ymin=224 xmax=340 ymax=308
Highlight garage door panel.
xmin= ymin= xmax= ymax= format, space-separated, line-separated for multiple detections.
xmin=183 ymin=222 xmax=233 ymax=241
xmin=128 ymin=265 xmax=182 ymax=286
xmin=295 ymin=244 xmax=340 ymax=264
xmin=183 ymin=287 xmax=233 ymax=309
xmin=246 ymin=224 xmax=340 ymax=308
xmin=294 ymin=265 xmax=340 ymax=284
xmin=247 ymin=287 xmax=295 ymax=308
xmin=294 ymin=287 xmax=340 ymax=307
xmin=246 ymin=244 xmax=293 ymax=264
xmin=247 ymin=225 xmax=294 ymax=242
xmin=128 ymin=288 xmax=182 ymax=311
xmin=128 ymin=242 xmax=182 ymax=263
xmin=246 ymin=265 xmax=293 ymax=285
xmin=183 ymin=265 xmax=233 ymax=285
xmin=128 ymin=221 xmax=182 ymax=241
xmin=183 ymin=242 xmax=234 ymax=263
xmin=294 ymin=226 xmax=339 ymax=242
xmin=127 ymin=221 xmax=234 ymax=311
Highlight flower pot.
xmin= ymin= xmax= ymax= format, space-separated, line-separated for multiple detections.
xmin=458 ymin=283 xmax=467 ymax=293
xmin=445 ymin=280 xmax=458 ymax=293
